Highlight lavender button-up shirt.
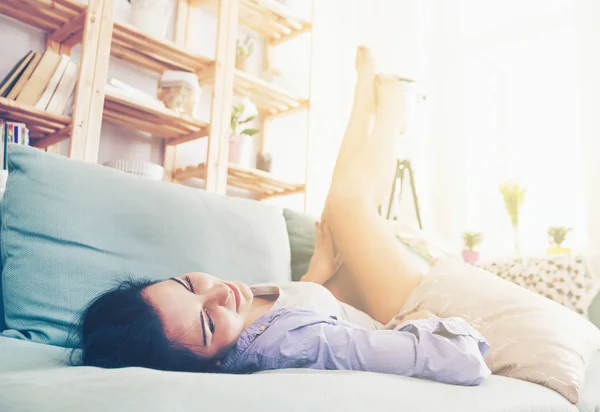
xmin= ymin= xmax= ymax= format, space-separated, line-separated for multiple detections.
xmin=220 ymin=308 xmax=491 ymax=386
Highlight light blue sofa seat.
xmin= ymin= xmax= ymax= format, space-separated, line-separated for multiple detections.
xmin=1 ymin=335 xmax=597 ymax=412
xmin=0 ymin=145 xmax=599 ymax=412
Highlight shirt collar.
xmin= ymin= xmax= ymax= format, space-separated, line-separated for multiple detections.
xmin=250 ymin=284 xmax=281 ymax=298
xmin=219 ymin=308 xmax=289 ymax=372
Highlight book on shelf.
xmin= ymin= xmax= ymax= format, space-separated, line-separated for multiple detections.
xmin=47 ymin=60 xmax=79 ymax=115
xmin=36 ymin=55 xmax=70 ymax=111
xmin=62 ymin=90 xmax=76 ymax=117
xmin=106 ymin=78 xmax=165 ymax=109
xmin=6 ymin=52 xmax=42 ymax=101
xmin=1 ymin=49 xmax=80 ymax=116
xmin=16 ymin=49 xmax=61 ymax=106
xmin=0 ymin=121 xmax=30 ymax=170
xmin=0 ymin=51 xmax=35 ymax=98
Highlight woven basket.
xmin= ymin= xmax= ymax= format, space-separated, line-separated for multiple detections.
xmin=103 ymin=160 xmax=164 ymax=181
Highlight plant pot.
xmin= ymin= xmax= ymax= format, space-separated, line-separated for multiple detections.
xmin=229 ymin=134 xmax=251 ymax=165
xmin=256 ymin=152 xmax=272 ymax=172
xmin=546 ymin=246 xmax=571 ymax=255
xmin=130 ymin=0 xmax=172 ymax=39
xmin=235 ymin=55 xmax=250 ymax=72
xmin=462 ymin=250 xmax=480 ymax=264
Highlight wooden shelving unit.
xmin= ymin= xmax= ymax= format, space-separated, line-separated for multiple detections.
xmin=0 ymin=0 xmax=313 ymax=204
xmin=174 ymin=162 xmax=305 ymax=199
xmin=0 ymin=97 xmax=71 ymax=147
xmin=191 ymin=0 xmax=311 ymax=45
xmin=198 ymin=68 xmax=308 ymax=117
xmin=180 ymin=0 xmax=313 ymax=203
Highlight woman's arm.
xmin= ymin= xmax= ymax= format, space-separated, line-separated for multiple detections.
xmin=283 ymin=317 xmax=491 ymax=386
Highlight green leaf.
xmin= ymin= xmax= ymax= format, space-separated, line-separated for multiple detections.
xmin=242 ymin=128 xmax=260 ymax=136
xmin=239 ymin=115 xmax=256 ymax=125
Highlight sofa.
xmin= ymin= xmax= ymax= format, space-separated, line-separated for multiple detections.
xmin=1 ymin=144 xmax=599 ymax=412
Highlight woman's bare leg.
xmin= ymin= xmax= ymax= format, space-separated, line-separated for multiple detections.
xmin=323 ymin=48 xmax=423 ymax=324
xmin=320 ymin=46 xmax=375 ymax=309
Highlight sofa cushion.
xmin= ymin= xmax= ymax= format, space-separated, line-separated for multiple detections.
xmin=0 ymin=145 xmax=291 ymax=347
xmin=283 ymin=208 xmax=317 ymax=281
xmin=392 ymin=257 xmax=600 ymax=404
xmin=0 ymin=336 xmax=69 ymax=374
xmin=578 ymin=351 xmax=600 ymax=412
xmin=0 ymin=337 xmax=583 ymax=412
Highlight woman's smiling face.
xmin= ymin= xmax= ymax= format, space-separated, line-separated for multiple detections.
xmin=143 ymin=272 xmax=254 ymax=359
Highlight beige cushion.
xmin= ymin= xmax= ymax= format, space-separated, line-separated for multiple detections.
xmin=392 ymin=257 xmax=600 ymax=404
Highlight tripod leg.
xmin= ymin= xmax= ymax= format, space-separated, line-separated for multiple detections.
xmin=406 ymin=162 xmax=423 ymax=230
xmin=385 ymin=159 xmax=402 ymax=220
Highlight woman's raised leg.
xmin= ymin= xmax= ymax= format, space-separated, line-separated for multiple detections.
xmin=323 ymin=48 xmax=423 ymax=324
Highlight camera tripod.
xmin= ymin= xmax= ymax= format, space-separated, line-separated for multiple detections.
xmin=381 ymin=159 xmax=423 ymax=230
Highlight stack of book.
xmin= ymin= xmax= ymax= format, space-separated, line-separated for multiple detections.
xmin=0 ymin=49 xmax=79 ymax=116
xmin=0 ymin=121 xmax=30 ymax=170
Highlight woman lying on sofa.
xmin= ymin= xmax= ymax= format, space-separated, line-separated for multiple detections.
xmin=76 ymin=47 xmax=491 ymax=385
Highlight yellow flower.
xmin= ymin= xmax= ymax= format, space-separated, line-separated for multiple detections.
xmin=499 ymin=179 xmax=526 ymax=228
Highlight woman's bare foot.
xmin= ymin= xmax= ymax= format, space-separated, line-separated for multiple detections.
xmin=375 ymin=74 xmax=408 ymax=134
xmin=353 ymin=46 xmax=376 ymax=113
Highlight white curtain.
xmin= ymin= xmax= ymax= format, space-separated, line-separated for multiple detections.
xmin=429 ymin=0 xmax=599 ymax=261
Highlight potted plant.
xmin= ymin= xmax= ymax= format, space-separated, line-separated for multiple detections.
xmin=230 ymin=97 xmax=259 ymax=165
xmin=499 ymin=179 xmax=526 ymax=255
xmin=256 ymin=152 xmax=272 ymax=172
xmin=236 ymin=35 xmax=255 ymax=72
xmin=462 ymin=232 xmax=483 ymax=263
xmin=127 ymin=0 xmax=172 ymax=39
xmin=547 ymin=226 xmax=573 ymax=254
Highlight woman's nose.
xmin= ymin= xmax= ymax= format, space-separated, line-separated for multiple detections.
xmin=201 ymin=283 xmax=230 ymax=306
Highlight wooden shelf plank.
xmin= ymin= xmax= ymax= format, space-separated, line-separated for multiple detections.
xmin=111 ymin=21 xmax=213 ymax=74
xmin=103 ymin=89 xmax=209 ymax=141
xmin=0 ymin=0 xmax=84 ymax=33
xmin=173 ymin=162 xmax=305 ymax=198
xmin=199 ymin=68 xmax=308 ymax=117
xmin=0 ymin=97 xmax=71 ymax=144
xmin=190 ymin=0 xmax=311 ymax=44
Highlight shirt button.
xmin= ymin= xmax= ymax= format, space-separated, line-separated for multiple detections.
xmin=259 ymin=325 xmax=266 ymax=332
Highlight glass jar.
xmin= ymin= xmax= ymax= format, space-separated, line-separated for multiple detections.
xmin=158 ymin=71 xmax=200 ymax=116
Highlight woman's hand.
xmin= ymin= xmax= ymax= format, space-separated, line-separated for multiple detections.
xmin=300 ymin=221 xmax=342 ymax=285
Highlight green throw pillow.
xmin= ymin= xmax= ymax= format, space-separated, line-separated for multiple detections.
xmin=283 ymin=208 xmax=317 ymax=281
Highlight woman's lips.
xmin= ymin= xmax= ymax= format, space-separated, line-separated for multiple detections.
xmin=225 ymin=282 xmax=240 ymax=312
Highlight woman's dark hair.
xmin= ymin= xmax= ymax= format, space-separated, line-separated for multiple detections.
xmin=71 ymin=278 xmax=217 ymax=373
